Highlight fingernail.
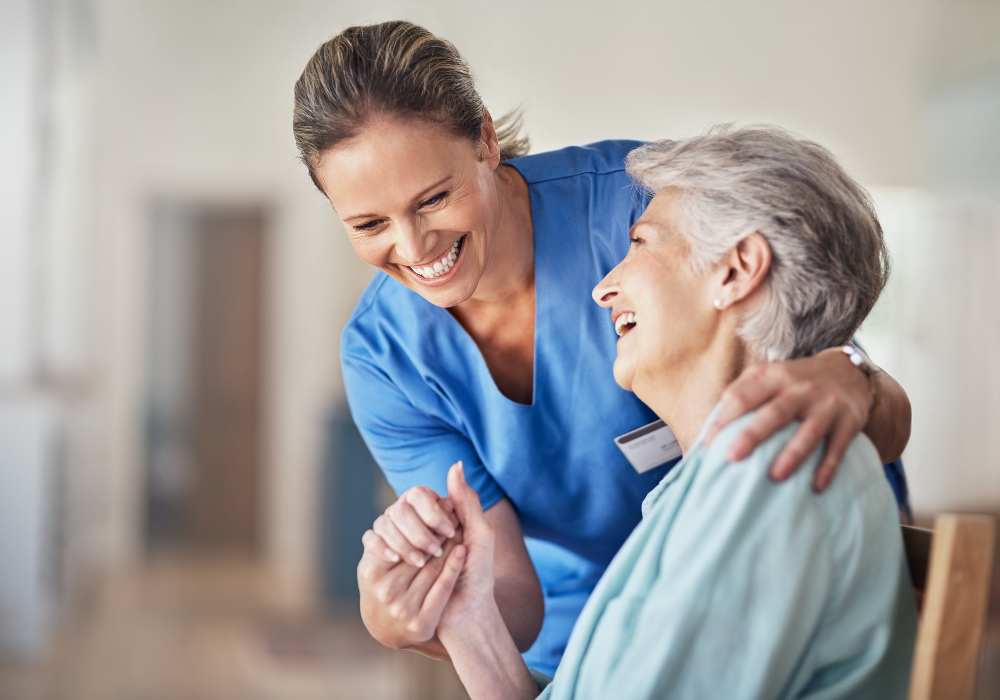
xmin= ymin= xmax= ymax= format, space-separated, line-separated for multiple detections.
xmin=410 ymin=554 xmax=426 ymax=567
xmin=433 ymin=546 xmax=444 ymax=558
xmin=386 ymin=551 xmax=400 ymax=563
xmin=444 ymin=527 xmax=456 ymax=538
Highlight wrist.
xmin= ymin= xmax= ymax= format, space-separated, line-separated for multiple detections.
xmin=439 ymin=598 xmax=506 ymax=650
xmin=833 ymin=343 xmax=879 ymax=417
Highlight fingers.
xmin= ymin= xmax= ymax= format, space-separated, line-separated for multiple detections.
xmin=389 ymin=499 xmax=446 ymax=558
xmin=768 ymin=396 xmax=838 ymax=480
xmin=370 ymin=560 xmax=422 ymax=607
xmin=447 ymin=461 xmax=483 ymax=527
xmin=362 ymin=528 xmax=400 ymax=565
xmin=416 ymin=545 xmax=466 ymax=629
xmin=373 ymin=512 xmax=430 ymax=567
xmin=404 ymin=487 xmax=459 ymax=539
xmin=727 ymin=383 xmax=811 ymax=461
xmin=811 ymin=415 xmax=856 ymax=492
xmin=704 ymin=364 xmax=781 ymax=444
xmin=357 ymin=544 xmax=419 ymax=606
xmin=383 ymin=542 xmax=465 ymax=642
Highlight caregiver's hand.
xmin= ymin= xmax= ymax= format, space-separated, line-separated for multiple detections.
xmin=367 ymin=486 xmax=460 ymax=567
xmin=703 ymin=347 xmax=873 ymax=492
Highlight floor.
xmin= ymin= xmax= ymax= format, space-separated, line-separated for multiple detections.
xmin=0 ymin=557 xmax=467 ymax=700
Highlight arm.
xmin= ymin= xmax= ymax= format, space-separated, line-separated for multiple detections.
xmin=867 ymin=366 xmax=911 ymax=463
xmin=437 ymin=464 xmax=540 ymax=700
xmin=440 ymin=600 xmax=539 ymax=700
xmin=704 ymin=346 xmax=912 ymax=490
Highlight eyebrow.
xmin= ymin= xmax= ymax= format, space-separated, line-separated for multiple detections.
xmin=343 ymin=175 xmax=453 ymax=222
xmin=630 ymin=220 xmax=666 ymax=238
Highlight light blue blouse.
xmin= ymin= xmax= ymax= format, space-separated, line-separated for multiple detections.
xmin=538 ymin=409 xmax=917 ymax=699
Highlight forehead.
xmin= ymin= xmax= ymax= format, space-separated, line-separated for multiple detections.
xmin=633 ymin=187 xmax=683 ymax=238
xmin=315 ymin=116 xmax=476 ymax=216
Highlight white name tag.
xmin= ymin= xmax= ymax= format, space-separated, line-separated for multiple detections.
xmin=615 ymin=419 xmax=683 ymax=474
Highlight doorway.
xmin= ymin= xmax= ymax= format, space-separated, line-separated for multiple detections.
xmin=143 ymin=201 xmax=270 ymax=556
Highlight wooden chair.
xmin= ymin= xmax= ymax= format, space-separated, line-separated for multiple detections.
xmin=902 ymin=515 xmax=996 ymax=700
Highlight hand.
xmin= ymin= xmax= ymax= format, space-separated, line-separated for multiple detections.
xmin=703 ymin=348 xmax=872 ymax=492
xmin=367 ymin=485 xmax=460 ymax=567
xmin=356 ymin=482 xmax=463 ymax=650
xmin=357 ymin=533 xmax=467 ymax=649
xmin=438 ymin=461 xmax=497 ymax=635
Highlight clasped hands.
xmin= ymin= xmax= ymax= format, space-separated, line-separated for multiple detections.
xmin=357 ymin=462 xmax=496 ymax=653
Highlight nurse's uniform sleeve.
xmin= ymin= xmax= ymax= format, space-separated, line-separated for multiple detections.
xmin=341 ymin=347 xmax=506 ymax=510
xmin=561 ymin=425 xmax=911 ymax=699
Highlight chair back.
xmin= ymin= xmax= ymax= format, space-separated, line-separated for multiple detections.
xmin=903 ymin=515 xmax=995 ymax=700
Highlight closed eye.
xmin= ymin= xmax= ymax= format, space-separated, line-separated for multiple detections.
xmin=629 ymin=236 xmax=643 ymax=247
xmin=419 ymin=191 xmax=448 ymax=209
xmin=353 ymin=219 xmax=384 ymax=232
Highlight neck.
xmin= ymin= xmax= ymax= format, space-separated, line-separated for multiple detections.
xmin=635 ymin=330 xmax=755 ymax=455
xmin=461 ymin=165 xmax=534 ymax=308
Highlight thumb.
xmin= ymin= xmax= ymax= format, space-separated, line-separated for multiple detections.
xmin=447 ymin=461 xmax=484 ymax=527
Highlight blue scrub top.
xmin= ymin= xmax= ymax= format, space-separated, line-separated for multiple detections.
xmin=341 ymin=140 xmax=911 ymax=676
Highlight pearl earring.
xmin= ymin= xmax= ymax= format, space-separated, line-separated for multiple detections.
xmin=713 ymin=298 xmax=723 ymax=310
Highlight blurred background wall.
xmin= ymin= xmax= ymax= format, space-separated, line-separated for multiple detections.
xmin=2 ymin=0 xmax=998 ymax=697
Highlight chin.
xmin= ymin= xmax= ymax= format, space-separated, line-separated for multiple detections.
xmin=612 ymin=360 xmax=634 ymax=391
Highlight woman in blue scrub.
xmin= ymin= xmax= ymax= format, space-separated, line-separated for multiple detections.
xmin=292 ymin=21 xmax=913 ymax=677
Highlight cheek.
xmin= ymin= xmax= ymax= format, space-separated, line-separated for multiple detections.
xmin=349 ymin=236 xmax=390 ymax=268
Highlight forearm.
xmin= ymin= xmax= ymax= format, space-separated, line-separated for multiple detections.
xmin=410 ymin=572 xmax=542 ymax=659
xmin=494 ymin=570 xmax=544 ymax=652
xmin=440 ymin=601 xmax=539 ymax=700
xmin=863 ymin=369 xmax=911 ymax=463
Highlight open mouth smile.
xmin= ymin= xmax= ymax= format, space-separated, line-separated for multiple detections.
xmin=405 ymin=234 xmax=468 ymax=283
xmin=614 ymin=311 xmax=637 ymax=337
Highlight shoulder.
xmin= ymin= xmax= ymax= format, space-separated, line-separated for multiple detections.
xmin=698 ymin=410 xmax=892 ymax=530
xmin=506 ymin=139 xmax=646 ymax=185
xmin=340 ymin=272 xmax=428 ymax=367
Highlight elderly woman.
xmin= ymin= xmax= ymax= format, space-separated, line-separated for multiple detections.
xmin=430 ymin=127 xmax=918 ymax=699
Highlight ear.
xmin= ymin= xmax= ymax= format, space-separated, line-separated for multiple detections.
xmin=715 ymin=232 xmax=772 ymax=308
xmin=479 ymin=111 xmax=502 ymax=168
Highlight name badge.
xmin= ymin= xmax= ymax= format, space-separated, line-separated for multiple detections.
xmin=615 ymin=419 xmax=683 ymax=474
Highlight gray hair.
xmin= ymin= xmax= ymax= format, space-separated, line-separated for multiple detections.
xmin=626 ymin=125 xmax=889 ymax=361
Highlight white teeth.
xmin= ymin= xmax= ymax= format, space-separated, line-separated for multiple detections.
xmin=614 ymin=312 xmax=637 ymax=337
xmin=410 ymin=238 xmax=462 ymax=279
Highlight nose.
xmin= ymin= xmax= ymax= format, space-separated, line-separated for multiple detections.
xmin=393 ymin=219 xmax=436 ymax=264
xmin=592 ymin=265 xmax=620 ymax=307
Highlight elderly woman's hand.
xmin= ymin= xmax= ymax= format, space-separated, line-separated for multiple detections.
xmin=703 ymin=347 xmax=873 ymax=492
xmin=438 ymin=461 xmax=498 ymax=634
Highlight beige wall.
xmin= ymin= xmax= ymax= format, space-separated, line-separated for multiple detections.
xmin=80 ymin=0 xmax=999 ymax=602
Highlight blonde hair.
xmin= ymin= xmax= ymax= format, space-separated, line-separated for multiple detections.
xmin=293 ymin=20 xmax=529 ymax=192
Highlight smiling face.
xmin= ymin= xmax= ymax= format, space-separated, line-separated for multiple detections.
xmin=314 ymin=115 xmax=503 ymax=308
xmin=592 ymin=188 xmax=720 ymax=394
